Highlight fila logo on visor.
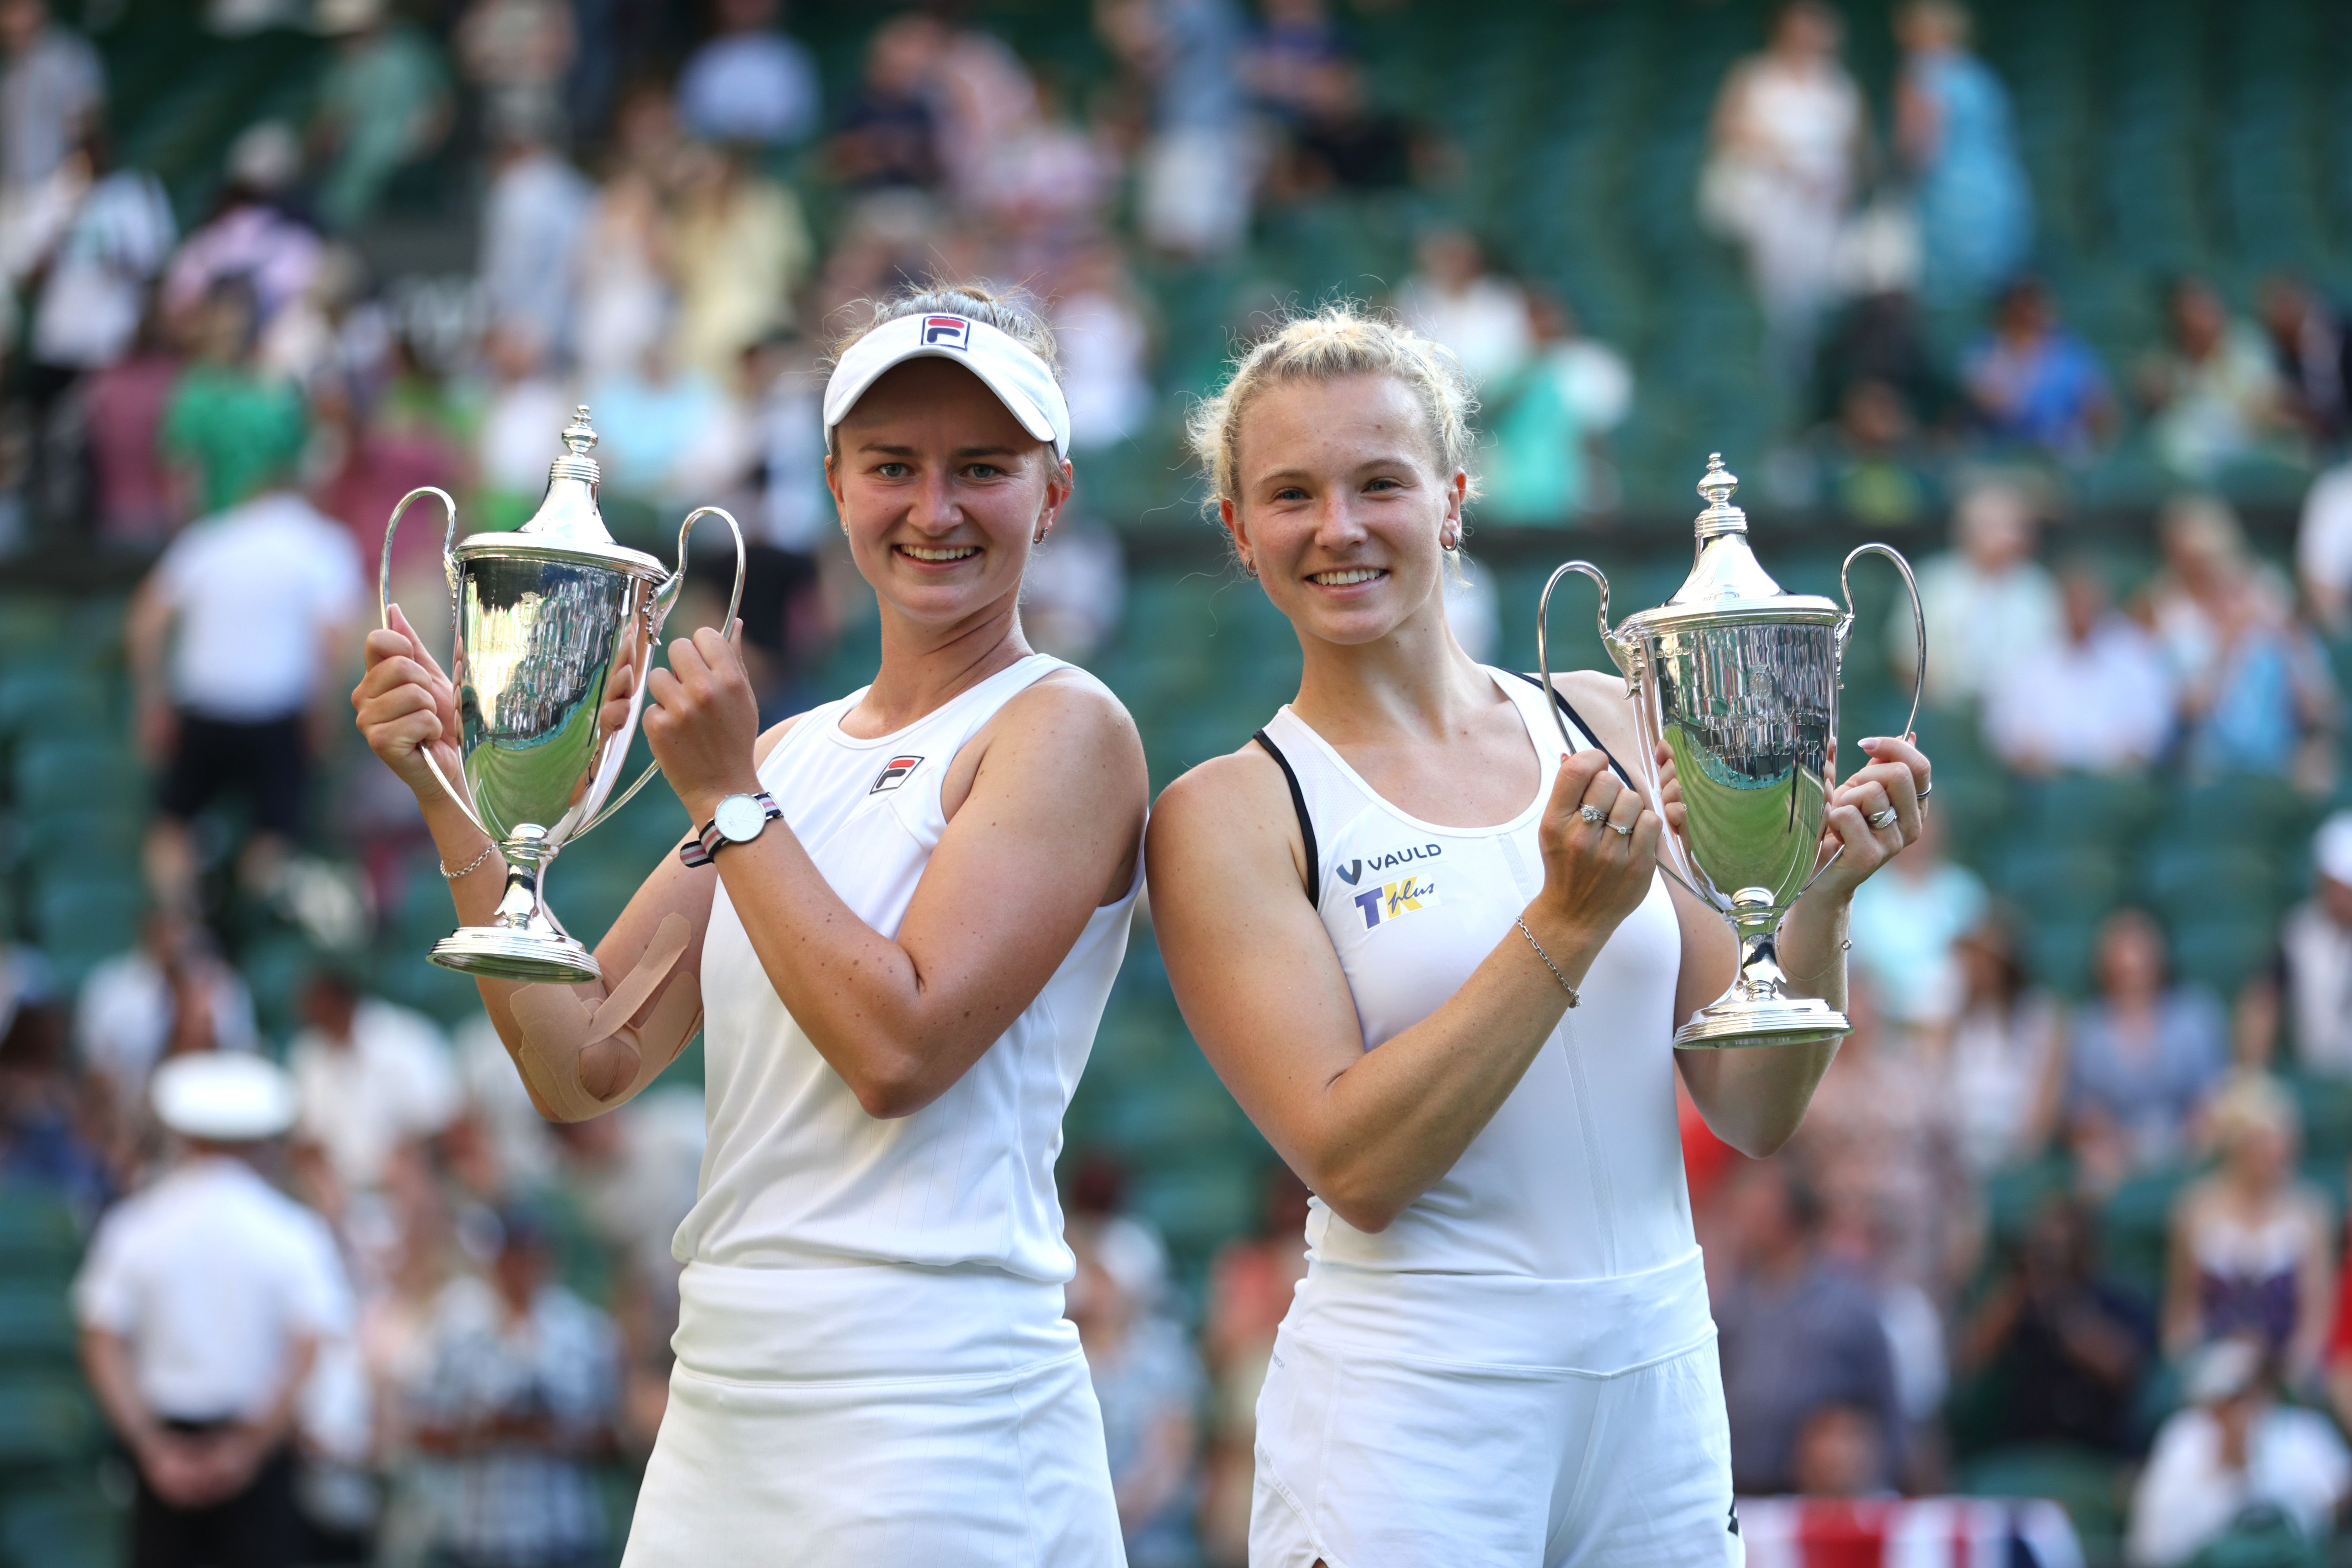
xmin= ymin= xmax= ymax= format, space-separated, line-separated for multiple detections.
xmin=870 ymin=755 xmax=925 ymax=793
xmin=922 ymin=316 xmax=971 ymax=350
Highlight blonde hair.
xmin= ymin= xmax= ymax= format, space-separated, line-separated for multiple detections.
xmin=2209 ymin=1071 xmax=2298 ymax=1159
xmin=1187 ymin=302 xmax=1480 ymax=516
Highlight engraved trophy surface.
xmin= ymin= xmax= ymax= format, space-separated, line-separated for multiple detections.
xmin=1537 ymin=455 xmax=1925 ymax=1049
xmin=379 ymin=408 xmax=744 ymax=984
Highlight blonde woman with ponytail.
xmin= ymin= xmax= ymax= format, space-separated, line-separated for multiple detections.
xmin=1146 ymin=304 xmax=1931 ymax=1565
xmin=354 ymin=285 xmax=1147 ymax=1563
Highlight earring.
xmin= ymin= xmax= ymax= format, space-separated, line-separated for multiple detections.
xmin=1440 ymin=527 xmax=1460 ymax=552
xmin=1241 ymin=558 xmax=1259 ymax=580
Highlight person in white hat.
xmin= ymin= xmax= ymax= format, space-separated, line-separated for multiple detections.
xmin=2129 ymin=1334 xmax=2351 ymax=1566
xmin=73 ymin=1052 xmax=353 ymax=1568
xmin=354 ymin=282 xmax=1148 ymax=1564
xmin=2248 ymin=811 xmax=2352 ymax=1076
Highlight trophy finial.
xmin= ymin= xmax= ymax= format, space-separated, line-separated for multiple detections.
xmin=1693 ymin=452 xmax=1748 ymax=539
xmin=563 ymin=406 xmax=598 ymax=457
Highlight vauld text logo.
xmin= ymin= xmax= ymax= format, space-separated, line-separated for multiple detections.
xmin=1335 ymin=844 xmax=1442 ymax=887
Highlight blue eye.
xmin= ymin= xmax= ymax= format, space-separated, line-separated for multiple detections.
xmin=875 ymin=461 xmax=912 ymax=479
xmin=965 ymin=463 xmax=1004 ymax=479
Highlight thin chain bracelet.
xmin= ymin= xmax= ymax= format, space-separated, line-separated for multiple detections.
xmin=440 ymin=842 xmax=499 ymax=881
xmin=1783 ymin=936 xmax=1853 ymax=986
xmin=1514 ymin=917 xmax=1580 ymax=1007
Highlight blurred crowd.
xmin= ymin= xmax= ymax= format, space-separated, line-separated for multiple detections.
xmin=4 ymin=0 xmax=2352 ymax=1564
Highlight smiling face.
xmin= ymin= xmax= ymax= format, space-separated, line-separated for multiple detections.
xmin=1222 ymin=372 xmax=1465 ymax=651
xmin=827 ymin=357 xmax=1070 ymax=630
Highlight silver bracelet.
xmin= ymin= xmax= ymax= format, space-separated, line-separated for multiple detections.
xmin=1784 ymin=936 xmax=1853 ymax=986
xmin=1514 ymin=917 xmax=1580 ymax=1007
xmin=439 ymin=842 xmax=499 ymax=881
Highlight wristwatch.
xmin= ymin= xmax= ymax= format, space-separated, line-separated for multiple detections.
xmin=678 ymin=791 xmax=782 ymax=867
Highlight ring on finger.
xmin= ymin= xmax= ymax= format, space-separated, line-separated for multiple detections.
xmin=1607 ymin=819 xmax=1633 ymax=836
xmin=1579 ymin=804 xmax=1608 ymax=826
xmin=1866 ymin=806 xmax=1898 ymax=830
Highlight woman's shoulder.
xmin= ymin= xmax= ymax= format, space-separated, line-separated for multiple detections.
xmin=1527 ymin=667 xmax=1643 ymax=758
xmin=1154 ymin=739 xmax=1294 ymax=838
xmin=997 ymin=664 xmax=1142 ymax=753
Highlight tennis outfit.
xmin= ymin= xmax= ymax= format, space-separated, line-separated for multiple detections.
xmin=1248 ymin=670 xmax=1740 ymax=1568
xmin=623 ymin=654 xmax=1136 ymax=1567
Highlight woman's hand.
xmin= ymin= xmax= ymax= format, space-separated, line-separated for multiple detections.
xmin=643 ymin=622 xmax=761 ymax=826
xmin=1804 ymin=733 xmax=1931 ymax=902
xmin=1530 ymin=750 xmax=1662 ymax=945
xmin=351 ymin=603 xmax=464 ymax=802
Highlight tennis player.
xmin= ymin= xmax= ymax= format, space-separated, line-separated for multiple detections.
xmin=354 ymin=285 xmax=1147 ymax=1564
xmin=1146 ymin=304 xmax=1931 ymax=1566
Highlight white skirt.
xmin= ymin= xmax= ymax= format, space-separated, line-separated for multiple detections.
xmin=622 ymin=1260 xmax=1125 ymax=1568
xmin=1250 ymin=1250 xmax=1742 ymax=1568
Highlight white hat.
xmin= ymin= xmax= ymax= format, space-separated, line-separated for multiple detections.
xmin=152 ymin=1053 xmax=299 ymax=1143
xmin=823 ymin=312 xmax=1071 ymax=462
xmin=2316 ymin=811 xmax=2352 ymax=888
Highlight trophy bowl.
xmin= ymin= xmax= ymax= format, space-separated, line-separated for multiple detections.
xmin=1537 ymin=455 xmax=1923 ymax=1049
xmin=380 ymin=408 xmax=743 ymax=984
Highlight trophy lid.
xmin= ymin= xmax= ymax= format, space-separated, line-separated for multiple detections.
xmin=452 ymin=407 xmax=666 ymax=577
xmin=1620 ymin=455 xmax=1840 ymax=635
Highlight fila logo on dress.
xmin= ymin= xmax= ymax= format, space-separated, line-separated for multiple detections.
xmin=1352 ymin=877 xmax=1440 ymax=929
xmin=871 ymin=755 xmax=924 ymax=793
xmin=922 ymin=316 xmax=971 ymax=350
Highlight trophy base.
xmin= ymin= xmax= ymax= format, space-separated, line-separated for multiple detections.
xmin=1672 ymin=993 xmax=1850 ymax=1051
xmin=429 ymin=927 xmax=603 ymax=985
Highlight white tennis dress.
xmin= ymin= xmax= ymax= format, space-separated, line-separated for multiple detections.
xmin=622 ymin=654 xmax=1137 ymax=1568
xmin=1247 ymin=669 xmax=1741 ymax=1568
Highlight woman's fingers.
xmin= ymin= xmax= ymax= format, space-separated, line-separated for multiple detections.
xmin=1833 ymin=760 xmax=1919 ymax=845
xmin=1855 ymin=733 xmax=1930 ymax=797
xmin=386 ymin=603 xmax=452 ymax=685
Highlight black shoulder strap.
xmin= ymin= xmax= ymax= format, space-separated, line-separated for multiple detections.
xmin=1511 ymin=671 xmax=1636 ymax=789
xmin=1252 ymin=729 xmax=1320 ymax=904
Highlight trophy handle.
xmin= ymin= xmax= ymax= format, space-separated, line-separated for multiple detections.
xmin=577 ymin=506 xmax=751 ymax=837
xmin=1535 ymin=561 xmax=1624 ymax=757
xmin=1536 ymin=561 xmax=1712 ymax=904
xmin=1840 ymin=542 xmax=1925 ymax=744
xmin=378 ymin=486 xmax=488 ymax=838
xmin=1796 ymin=542 xmax=1927 ymax=898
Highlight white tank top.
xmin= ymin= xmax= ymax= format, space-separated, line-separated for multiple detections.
xmin=1258 ymin=669 xmax=1695 ymax=1285
xmin=677 ymin=654 xmax=1140 ymax=1283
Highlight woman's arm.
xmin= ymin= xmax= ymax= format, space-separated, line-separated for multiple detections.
xmin=644 ymin=629 xmax=1149 ymax=1119
xmin=1149 ymin=739 xmax=1658 ymax=1236
xmin=2159 ymin=1192 xmax=2203 ymax=1360
xmin=2292 ymin=1192 xmax=2336 ymax=1385
xmin=353 ymin=608 xmax=775 ymax=1122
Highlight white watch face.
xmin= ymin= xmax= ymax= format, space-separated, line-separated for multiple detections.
xmin=713 ymin=794 xmax=767 ymax=843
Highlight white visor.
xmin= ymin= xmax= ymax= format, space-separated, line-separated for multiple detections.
xmin=824 ymin=312 xmax=1071 ymax=461
xmin=152 ymin=1051 xmax=299 ymax=1142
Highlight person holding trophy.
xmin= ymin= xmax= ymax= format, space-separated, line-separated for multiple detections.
xmin=352 ymin=285 xmax=1148 ymax=1563
xmin=1146 ymin=303 xmax=1933 ymax=1566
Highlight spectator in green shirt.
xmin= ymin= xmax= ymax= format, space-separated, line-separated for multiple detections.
xmin=161 ymin=281 xmax=308 ymax=518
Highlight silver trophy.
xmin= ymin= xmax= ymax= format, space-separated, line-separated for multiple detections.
xmin=1537 ymin=455 xmax=1924 ymax=1049
xmin=379 ymin=408 xmax=745 ymax=984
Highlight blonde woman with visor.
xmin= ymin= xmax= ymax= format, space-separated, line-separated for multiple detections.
xmin=1147 ymin=303 xmax=1933 ymax=1566
xmin=353 ymin=286 xmax=1147 ymax=1565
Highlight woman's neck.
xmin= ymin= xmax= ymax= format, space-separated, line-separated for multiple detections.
xmin=848 ymin=595 xmax=1033 ymax=737
xmin=1288 ymin=603 xmax=1496 ymax=748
